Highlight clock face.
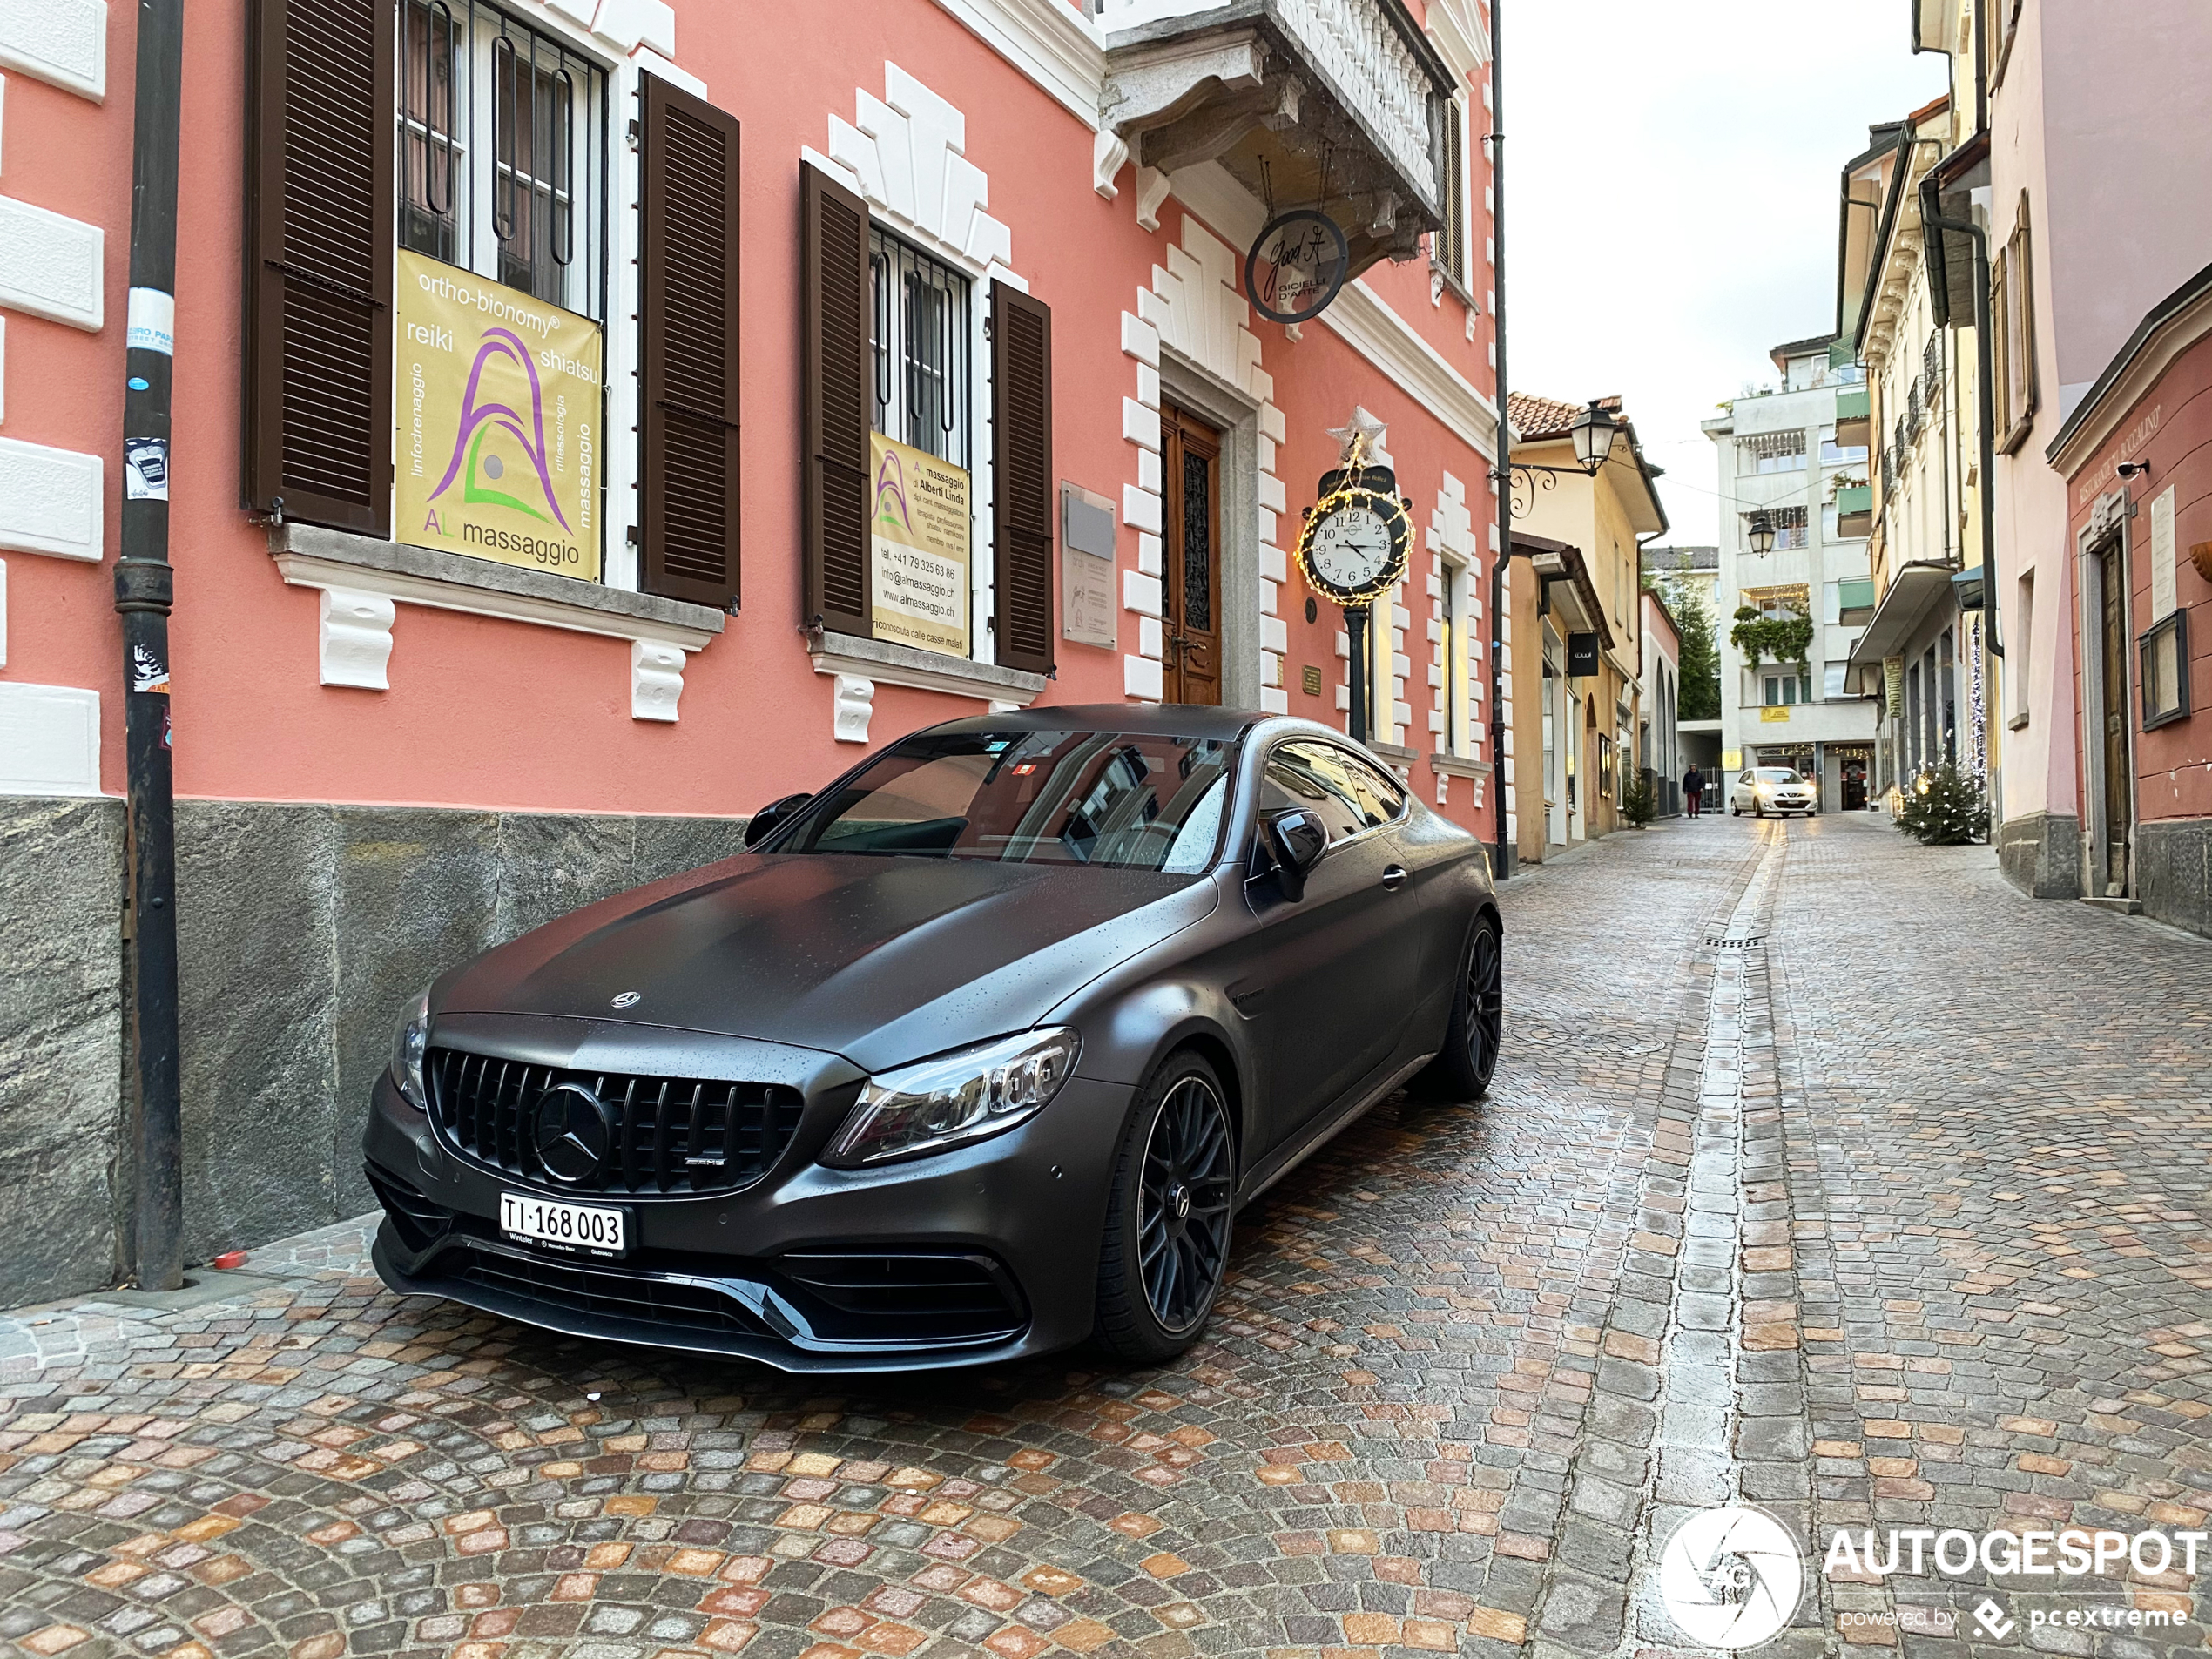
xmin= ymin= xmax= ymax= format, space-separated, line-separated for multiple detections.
xmin=1311 ymin=505 xmax=1392 ymax=590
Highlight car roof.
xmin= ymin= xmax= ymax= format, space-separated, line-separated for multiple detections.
xmin=927 ymin=704 xmax=1271 ymax=742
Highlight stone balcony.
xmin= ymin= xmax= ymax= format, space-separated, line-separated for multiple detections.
xmin=1097 ymin=0 xmax=1455 ymax=278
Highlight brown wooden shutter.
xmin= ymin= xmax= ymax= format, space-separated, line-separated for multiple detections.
xmin=639 ymin=74 xmax=742 ymax=610
xmin=801 ymin=161 xmax=872 ymax=637
xmin=242 ymin=0 xmax=395 ymax=536
xmin=990 ymin=281 xmax=1055 ymax=675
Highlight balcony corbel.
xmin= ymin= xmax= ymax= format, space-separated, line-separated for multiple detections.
xmin=1099 ymin=0 xmax=1453 ymax=283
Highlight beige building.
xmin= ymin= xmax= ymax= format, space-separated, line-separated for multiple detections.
xmin=1500 ymin=395 xmax=1668 ymax=862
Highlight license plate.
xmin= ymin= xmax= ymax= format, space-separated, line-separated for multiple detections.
xmin=500 ymin=1191 xmax=628 ymax=1256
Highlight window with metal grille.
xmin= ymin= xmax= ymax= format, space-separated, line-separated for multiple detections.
xmin=1741 ymin=430 xmax=1806 ymax=474
xmin=870 ymin=226 xmax=972 ymax=469
xmin=1923 ymin=331 xmax=1945 ymax=408
xmin=1769 ymin=506 xmax=1809 ymax=550
xmin=395 ymin=0 xmax=608 ymax=320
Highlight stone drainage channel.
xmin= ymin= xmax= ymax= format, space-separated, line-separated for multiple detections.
xmin=1526 ymin=824 xmax=1831 ymax=1659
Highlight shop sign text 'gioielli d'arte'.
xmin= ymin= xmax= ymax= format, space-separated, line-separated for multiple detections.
xmin=1245 ymin=209 xmax=1350 ymax=327
xmin=396 ymin=249 xmax=604 ymax=580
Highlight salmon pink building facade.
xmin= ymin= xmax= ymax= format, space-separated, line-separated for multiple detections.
xmin=0 ymin=0 xmax=1501 ymax=1300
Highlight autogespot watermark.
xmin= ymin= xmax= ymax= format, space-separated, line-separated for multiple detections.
xmin=1657 ymin=1507 xmax=2202 ymax=1649
xmin=1824 ymin=1524 xmax=2209 ymax=1581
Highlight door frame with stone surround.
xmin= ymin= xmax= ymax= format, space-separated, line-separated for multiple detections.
xmin=1157 ymin=352 xmax=1263 ymax=710
xmin=2078 ymin=515 xmax=2139 ymax=900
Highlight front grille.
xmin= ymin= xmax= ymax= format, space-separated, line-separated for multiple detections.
xmin=775 ymin=1251 xmax=1025 ymax=1344
xmin=448 ymin=1248 xmax=771 ymax=1338
xmin=427 ymin=1048 xmax=806 ymax=1195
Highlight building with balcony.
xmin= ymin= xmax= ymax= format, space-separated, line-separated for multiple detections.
xmin=0 ymin=0 xmax=1499 ymax=1305
xmin=1839 ymin=92 xmax=1988 ymax=807
xmin=1702 ymin=337 xmax=1878 ymax=808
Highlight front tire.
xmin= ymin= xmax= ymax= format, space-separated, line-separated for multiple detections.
xmin=1095 ymin=1053 xmax=1235 ymax=1365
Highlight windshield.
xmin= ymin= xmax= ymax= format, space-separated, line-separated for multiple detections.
xmin=781 ymin=729 xmax=1238 ymax=872
xmin=1755 ymin=768 xmax=1804 ymax=783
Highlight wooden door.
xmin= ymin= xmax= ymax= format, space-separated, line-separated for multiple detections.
xmin=2097 ymin=546 xmax=2133 ymax=895
xmin=1163 ymin=406 xmax=1223 ymax=705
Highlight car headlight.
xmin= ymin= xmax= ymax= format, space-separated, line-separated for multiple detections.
xmin=822 ymin=1028 xmax=1079 ymax=1168
xmin=388 ymin=988 xmax=431 ymax=1111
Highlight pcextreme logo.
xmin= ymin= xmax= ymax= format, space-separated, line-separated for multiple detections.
xmin=1658 ymin=1505 xmax=1806 ymax=1649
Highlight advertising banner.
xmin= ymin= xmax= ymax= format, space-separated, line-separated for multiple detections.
xmin=395 ymin=249 xmax=604 ymax=580
xmin=870 ymin=429 xmax=971 ymax=657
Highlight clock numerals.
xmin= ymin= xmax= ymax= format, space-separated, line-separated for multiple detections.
xmin=1302 ymin=490 xmax=1406 ymax=600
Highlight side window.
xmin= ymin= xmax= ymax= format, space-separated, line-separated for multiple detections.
xmin=1339 ymin=752 xmax=1408 ymax=826
xmin=1258 ymin=743 xmax=1367 ymax=843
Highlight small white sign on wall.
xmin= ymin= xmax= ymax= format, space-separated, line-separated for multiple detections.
xmin=2149 ymin=485 xmax=2177 ymax=622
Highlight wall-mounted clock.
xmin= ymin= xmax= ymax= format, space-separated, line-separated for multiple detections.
xmin=1294 ymin=480 xmax=1413 ymax=604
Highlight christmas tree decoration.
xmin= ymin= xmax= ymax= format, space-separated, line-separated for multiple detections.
xmin=1893 ymin=762 xmax=1989 ymax=846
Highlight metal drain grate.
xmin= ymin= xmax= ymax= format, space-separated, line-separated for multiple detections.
xmin=1705 ymin=935 xmax=1768 ymax=948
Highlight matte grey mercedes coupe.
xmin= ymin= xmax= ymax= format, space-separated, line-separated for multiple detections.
xmin=364 ymin=706 xmax=1503 ymax=1372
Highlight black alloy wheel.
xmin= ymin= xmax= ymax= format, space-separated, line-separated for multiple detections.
xmin=1425 ymin=912 xmax=1503 ymax=1101
xmin=1096 ymin=1053 xmax=1234 ymax=1362
xmin=1137 ymin=1076 xmax=1233 ymax=1332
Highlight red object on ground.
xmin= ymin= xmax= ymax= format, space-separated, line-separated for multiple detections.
xmin=210 ymin=1250 xmax=249 ymax=1270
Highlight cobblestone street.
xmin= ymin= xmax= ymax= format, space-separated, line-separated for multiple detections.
xmin=2 ymin=815 xmax=2207 ymax=1659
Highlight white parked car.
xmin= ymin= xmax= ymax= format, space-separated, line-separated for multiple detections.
xmin=1730 ymin=766 xmax=1818 ymax=818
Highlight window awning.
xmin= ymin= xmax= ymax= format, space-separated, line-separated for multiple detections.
xmin=1845 ymin=563 xmax=1956 ymax=666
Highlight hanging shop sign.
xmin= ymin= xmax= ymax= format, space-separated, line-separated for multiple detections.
xmin=1565 ymin=631 xmax=1601 ymax=678
xmin=1245 ymin=208 xmax=1350 ymax=327
xmin=395 ymin=250 xmax=604 ymax=580
xmin=869 ymin=429 xmax=972 ymax=657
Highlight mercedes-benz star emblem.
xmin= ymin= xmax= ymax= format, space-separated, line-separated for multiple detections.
xmin=531 ymin=1082 xmax=612 ymax=1184
xmin=610 ymin=990 xmax=642 ymax=1008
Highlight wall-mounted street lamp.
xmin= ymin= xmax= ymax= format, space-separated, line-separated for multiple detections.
xmin=1496 ymin=399 xmax=1622 ymax=516
xmin=1745 ymin=509 xmax=1777 ymax=557
xmin=1568 ymin=400 xmax=1619 ymax=474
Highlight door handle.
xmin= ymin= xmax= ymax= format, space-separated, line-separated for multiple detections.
xmin=1381 ymin=865 xmax=1408 ymax=891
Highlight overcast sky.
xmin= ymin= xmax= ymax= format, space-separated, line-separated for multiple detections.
xmin=1504 ymin=0 xmax=1947 ymax=546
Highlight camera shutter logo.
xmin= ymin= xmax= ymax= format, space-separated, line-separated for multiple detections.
xmin=1658 ymin=1505 xmax=1804 ymax=1649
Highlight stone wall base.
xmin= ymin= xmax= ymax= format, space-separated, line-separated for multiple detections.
xmin=2136 ymin=817 xmax=2212 ymax=941
xmin=0 ymin=797 xmax=746 ymax=1309
xmin=1997 ymin=811 xmax=2082 ymax=900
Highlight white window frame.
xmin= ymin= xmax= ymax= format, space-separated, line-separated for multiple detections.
xmin=1440 ymin=552 xmax=1475 ymax=758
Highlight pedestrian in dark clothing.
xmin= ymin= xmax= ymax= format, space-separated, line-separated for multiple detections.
xmin=1683 ymin=765 xmax=1705 ymax=818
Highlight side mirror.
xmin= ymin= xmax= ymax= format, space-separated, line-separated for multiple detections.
xmin=744 ymin=792 xmax=813 ymax=850
xmin=1260 ymin=806 xmax=1329 ymax=901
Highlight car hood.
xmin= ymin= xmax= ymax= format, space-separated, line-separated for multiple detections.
xmin=436 ymin=853 xmax=1219 ymax=1070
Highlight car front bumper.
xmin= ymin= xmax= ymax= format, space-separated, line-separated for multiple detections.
xmin=362 ymin=1051 xmax=1136 ymax=1374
